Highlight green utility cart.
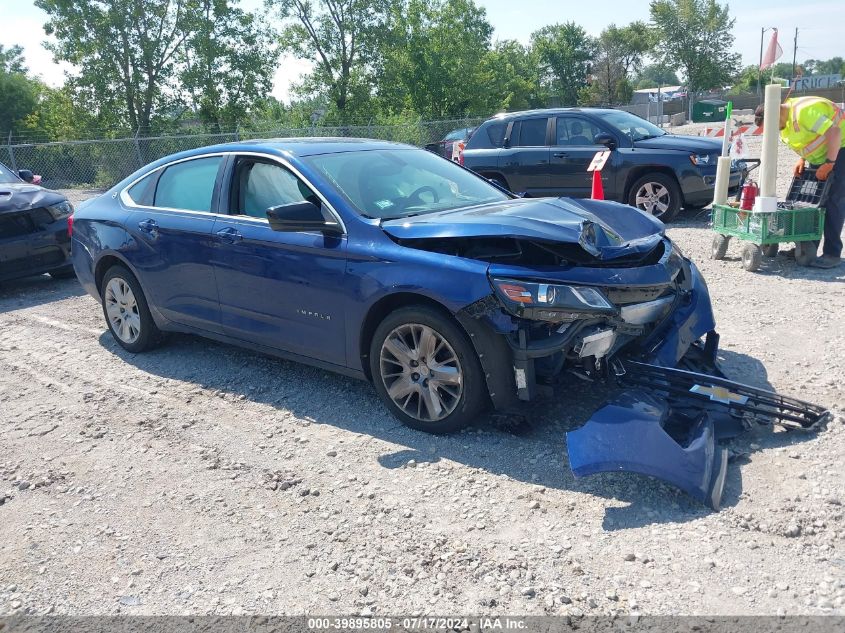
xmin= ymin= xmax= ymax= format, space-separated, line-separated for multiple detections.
xmin=710 ymin=167 xmax=828 ymax=272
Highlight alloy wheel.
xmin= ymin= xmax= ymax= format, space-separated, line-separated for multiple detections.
xmin=635 ymin=182 xmax=671 ymax=216
xmin=104 ymin=277 xmax=142 ymax=344
xmin=379 ymin=323 xmax=463 ymax=422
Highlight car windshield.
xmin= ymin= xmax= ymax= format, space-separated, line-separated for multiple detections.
xmin=597 ymin=111 xmax=667 ymax=141
xmin=304 ymin=148 xmax=510 ymax=220
xmin=0 ymin=163 xmax=20 ymax=184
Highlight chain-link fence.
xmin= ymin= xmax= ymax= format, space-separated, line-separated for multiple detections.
xmin=1 ymin=118 xmax=486 ymax=190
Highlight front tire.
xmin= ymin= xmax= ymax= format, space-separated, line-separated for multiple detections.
xmin=101 ymin=265 xmax=161 ymax=353
xmin=369 ymin=305 xmax=487 ymax=433
xmin=628 ymin=173 xmax=682 ymax=222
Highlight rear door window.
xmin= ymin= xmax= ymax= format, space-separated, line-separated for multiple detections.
xmin=515 ymin=118 xmax=548 ymax=147
xmin=127 ymin=172 xmax=158 ymax=206
xmin=488 ymin=123 xmax=506 ymax=147
xmin=154 ymin=156 xmax=223 ymax=212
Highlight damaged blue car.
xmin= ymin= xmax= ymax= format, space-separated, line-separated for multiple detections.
xmin=70 ymin=139 xmax=829 ymax=509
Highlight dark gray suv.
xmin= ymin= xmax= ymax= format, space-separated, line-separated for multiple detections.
xmin=461 ymin=108 xmax=742 ymax=221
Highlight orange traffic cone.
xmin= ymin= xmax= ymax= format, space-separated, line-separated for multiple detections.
xmin=591 ymin=170 xmax=604 ymax=200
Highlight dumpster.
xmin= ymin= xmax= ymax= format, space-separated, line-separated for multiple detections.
xmin=692 ymin=99 xmax=729 ymax=123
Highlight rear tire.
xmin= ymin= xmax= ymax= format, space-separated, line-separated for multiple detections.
xmin=369 ymin=305 xmax=487 ymax=434
xmin=100 ymin=265 xmax=161 ymax=353
xmin=628 ymin=173 xmax=682 ymax=222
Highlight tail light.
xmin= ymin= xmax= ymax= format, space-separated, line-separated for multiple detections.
xmin=67 ymin=214 xmax=74 ymax=238
xmin=457 ymin=141 xmax=465 ymax=165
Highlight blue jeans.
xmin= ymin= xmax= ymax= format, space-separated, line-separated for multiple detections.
xmin=819 ymin=147 xmax=845 ymax=258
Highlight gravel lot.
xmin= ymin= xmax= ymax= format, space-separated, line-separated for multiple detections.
xmin=1 ymin=125 xmax=843 ymax=617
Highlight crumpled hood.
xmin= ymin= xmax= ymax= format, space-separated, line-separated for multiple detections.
xmin=0 ymin=183 xmax=68 ymax=213
xmin=381 ymin=197 xmax=665 ymax=261
xmin=634 ymin=134 xmax=722 ymax=154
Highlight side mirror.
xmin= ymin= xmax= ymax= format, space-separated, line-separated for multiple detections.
xmin=594 ymin=133 xmax=617 ymax=150
xmin=266 ymin=200 xmax=342 ymax=236
xmin=18 ymin=169 xmax=34 ymax=183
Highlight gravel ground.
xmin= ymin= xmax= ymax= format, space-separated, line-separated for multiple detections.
xmin=1 ymin=125 xmax=843 ymax=617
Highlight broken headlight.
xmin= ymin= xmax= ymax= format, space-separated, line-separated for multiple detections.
xmin=492 ymin=278 xmax=616 ymax=320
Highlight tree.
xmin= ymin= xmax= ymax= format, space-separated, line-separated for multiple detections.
xmin=584 ymin=22 xmax=654 ymax=105
xmin=0 ymin=44 xmax=38 ymax=136
xmin=803 ymin=57 xmax=844 ymax=76
xmin=635 ymin=63 xmax=681 ymax=89
xmin=268 ymin=0 xmax=390 ymax=120
xmin=181 ymin=0 xmax=279 ymax=131
xmin=531 ymin=22 xmax=596 ymax=106
xmin=0 ymin=72 xmax=39 ymax=136
xmin=379 ymin=0 xmax=494 ymax=119
xmin=21 ymin=84 xmax=99 ymax=140
xmin=650 ymin=0 xmax=740 ymax=101
xmin=480 ymin=40 xmax=545 ymax=112
xmin=0 ymin=44 xmax=28 ymax=74
xmin=37 ymin=0 xmax=196 ymax=134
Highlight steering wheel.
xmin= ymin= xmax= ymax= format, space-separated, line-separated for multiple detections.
xmin=406 ymin=186 xmax=439 ymax=206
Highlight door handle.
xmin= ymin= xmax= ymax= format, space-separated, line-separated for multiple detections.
xmin=215 ymin=227 xmax=243 ymax=243
xmin=137 ymin=219 xmax=158 ymax=236
xmin=553 ymin=152 xmax=568 ymax=158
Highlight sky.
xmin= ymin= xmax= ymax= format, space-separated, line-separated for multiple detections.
xmin=0 ymin=0 xmax=841 ymax=102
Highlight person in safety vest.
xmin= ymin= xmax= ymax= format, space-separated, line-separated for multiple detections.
xmin=755 ymin=96 xmax=845 ymax=268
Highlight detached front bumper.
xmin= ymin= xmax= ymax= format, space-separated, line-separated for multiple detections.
xmin=567 ymin=361 xmax=830 ymax=509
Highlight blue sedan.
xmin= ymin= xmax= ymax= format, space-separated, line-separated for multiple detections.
xmin=71 ymin=138 xmax=718 ymax=428
xmin=73 ymin=138 xmax=785 ymax=507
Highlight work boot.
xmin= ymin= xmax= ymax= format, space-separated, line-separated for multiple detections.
xmin=809 ymin=255 xmax=842 ymax=269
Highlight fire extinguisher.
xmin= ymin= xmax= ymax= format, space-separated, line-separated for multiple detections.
xmin=739 ymin=180 xmax=758 ymax=210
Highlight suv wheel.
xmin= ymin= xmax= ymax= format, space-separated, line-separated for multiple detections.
xmin=369 ymin=306 xmax=487 ymax=433
xmin=629 ymin=173 xmax=682 ymax=222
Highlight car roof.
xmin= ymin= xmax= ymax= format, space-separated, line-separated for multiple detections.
xmin=485 ymin=108 xmax=620 ymax=121
xmin=187 ymin=137 xmax=414 ymax=159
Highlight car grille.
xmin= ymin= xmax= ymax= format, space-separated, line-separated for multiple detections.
xmin=0 ymin=208 xmax=55 ymax=238
xmin=0 ymin=211 xmax=37 ymax=238
xmin=0 ymin=247 xmax=65 ymax=276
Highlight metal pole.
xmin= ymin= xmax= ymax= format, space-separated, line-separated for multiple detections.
xmin=7 ymin=131 xmax=17 ymax=172
xmin=792 ymin=28 xmax=798 ymax=80
xmin=133 ymin=127 xmax=143 ymax=168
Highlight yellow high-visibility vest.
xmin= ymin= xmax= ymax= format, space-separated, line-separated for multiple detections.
xmin=780 ymin=96 xmax=845 ymax=165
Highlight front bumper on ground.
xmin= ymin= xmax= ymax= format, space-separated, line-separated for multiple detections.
xmin=567 ymin=360 xmax=830 ymax=509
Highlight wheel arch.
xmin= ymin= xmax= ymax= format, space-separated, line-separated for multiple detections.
xmin=93 ymin=252 xmax=137 ymax=294
xmin=359 ymin=292 xmax=464 ymax=381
